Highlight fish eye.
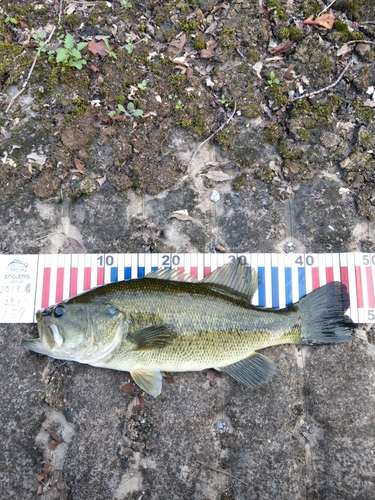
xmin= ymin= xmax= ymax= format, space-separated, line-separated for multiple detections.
xmin=53 ymin=305 xmax=65 ymax=318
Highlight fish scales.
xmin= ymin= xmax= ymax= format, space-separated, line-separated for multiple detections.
xmin=22 ymin=260 xmax=354 ymax=397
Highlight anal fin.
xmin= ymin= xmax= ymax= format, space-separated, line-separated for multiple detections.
xmin=131 ymin=369 xmax=162 ymax=397
xmin=219 ymin=353 xmax=276 ymax=388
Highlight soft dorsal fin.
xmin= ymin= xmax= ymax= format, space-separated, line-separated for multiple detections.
xmin=200 ymin=259 xmax=259 ymax=302
xmin=146 ymin=268 xmax=198 ymax=283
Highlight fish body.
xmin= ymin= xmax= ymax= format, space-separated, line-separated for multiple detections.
xmin=22 ymin=260 xmax=353 ymax=396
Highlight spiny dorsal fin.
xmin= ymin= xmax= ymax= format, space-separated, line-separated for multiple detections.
xmin=218 ymin=353 xmax=276 ymax=388
xmin=200 ymin=259 xmax=259 ymax=302
xmin=146 ymin=268 xmax=198 ymax=283
xmin=130 ymin=324 xmax=177 ymax=350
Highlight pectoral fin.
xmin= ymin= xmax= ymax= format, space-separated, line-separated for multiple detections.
xmin=130 ymin=324 xmax=177 ymax=350
xmin=219 ymin=353 xmax=276 ymax=388
xmin=131 ymin=369 xmax=162 ymax=397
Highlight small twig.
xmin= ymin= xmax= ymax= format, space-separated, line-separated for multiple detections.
xmin=344 ymin=40 xmax=375 ymax=46
xmin=189 ymin=103 xmax=237 ymax=166
xmin=292 ymin=57 xmax=354 ymax=102
xmin=317 ymin=0 xmax=337 ymax=16
xmin=58 ymin=0 xmax=63 ymax=25
xmin=6 ymin=25 xmax=56 ymax=113
xmin=196 ymin=460 xmax=248 ymax=486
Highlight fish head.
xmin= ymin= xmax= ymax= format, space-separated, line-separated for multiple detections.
xmin=22 ymin=295 xmax=126 ymax=365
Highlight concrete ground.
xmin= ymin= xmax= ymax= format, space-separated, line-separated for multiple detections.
xmin=1 ymin=0 xmax=375 ymax=498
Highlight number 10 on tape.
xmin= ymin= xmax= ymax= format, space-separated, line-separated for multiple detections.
xmin=0 ymin=253 xmax=374 ymax=324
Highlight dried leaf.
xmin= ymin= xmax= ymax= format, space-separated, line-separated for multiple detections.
xmin=36 ymin=464 xmax=52 ymax=483
xmin=302 ymin=12 xmax=334 ymax=29
xmin=356 ymin=43 xmax=371 ymax=54
xmin=201 ymin=170 xmax=231 ymax=182
xmin=62 ymin=237 xmax=85 ymax=254
xmin=120 ymin=382 xmax=136 ymax=393
xmin=205 ymin=21 xmax=217 ymax=34
xmin=200 ymin=48 xmax=215 ymax=58
xmin=167 ymin=212 xmax=205 ymax=228
xmin=88 ymin=40 xmax=112 ymax=58
xmin=74 ymin=157 xmax=85 ymax=171
xmin=259 ymin=115 xmax=278 ymax=128
xmin=269 ymin=39 xmax=295 ymax=55
xmin=169 ymin=33 xmax=186 ymax=50
xmin=215 ymin=244 xmax=227 ymax=253
xmin=90 ymin=64 xmax=100 ymax=72
xmin=96 ymin=175 xmax=107 ymax=187
xmin=363 ymin=99 xmax=375 ymax=108
xmin=19 ymin=21 xmax=28 ymax=29
xmin=337 ymin=44 xmax=352 ymax=57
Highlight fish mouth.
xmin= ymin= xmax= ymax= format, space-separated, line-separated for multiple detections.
xmin=21 ymin=337 xmax=51 ymax=356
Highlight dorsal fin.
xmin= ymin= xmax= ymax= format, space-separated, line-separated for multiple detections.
xmin=200 ymin=259 xmax=259 ymax=302
xmin=145 ymin=268 xmax=198 ymax=283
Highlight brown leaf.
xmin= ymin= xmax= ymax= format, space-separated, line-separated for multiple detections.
xmin=46 ymin=427 xmax=64 ymax=443
xmin=19 ymin=20 xmax=28 ymax=29
xmin=74 ymin=157 xmax=85 ymax=171
xmin=120 ymin=382 xmax=136 ymax=393
xmin=259 ymin=115 xmax=278 ymax=128
xmin=87 ymin=40 xmax=112 ymax=58
xmin=285 ymin=63 xmax=296 ymax=79
xmin=36 ymin=464 xmax=52 ymax=483
xmin=90 ymin=64 xmax=100 ymax=72
xmin=164 ymin=374 xmax=174 ymax=384
xmin=302 ymin=12 xmax=334 ymax=29
xmin=356 ymin=43 xmax=371 ymax=54
xmin=200 ymin=48 xmax=215 ymax=58
xmin=62 ymin=237 xmax=85 ymax=254
xmin=215 ymin=244 xmax=227 ymax=253
xmin=167 ymin=212 xmax=205 ymax=228
xmin=168 ymin=34 xmax=186 ymax=55
xmin=201 ymin=170 xmax=231 ymax=182
xmin=270 ymin=39 xmax=295 ymax=55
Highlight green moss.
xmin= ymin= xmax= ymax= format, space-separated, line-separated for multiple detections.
xmin=233 ymin=172 xmax=249 ymax=192
xmin=278 ymin=141 xmax=302 ymax=161
xmin=194 ymin=34 xmax=207 ymax=51
xmin=262 ymin=125 xmax=284 ymax=144
xmin=289 ymin=25 xmax=304 ymax=41
xmin=279 ymin=26 xmax=290 ymax=39
xmin=269 ymin=82 xmax=289 ymax=107
xmin=162 ymin=28 xmax=175 ymax=42
xmin=179 ymin=19 xmax=199 ymax=34
xmin=0 ymin=41 xmax=32 ymax=86
xmin=272 ymin=6 xmax=287 ymax=20
xmin=298 ymin=1 xmax=322 ymax=15
xmin=317 ymin=54 xmax=334 ymax=73
xmin=353 ymin=100 xmax=374 ymax=125
xmin=220 ymin=28 xmax=237 ymax=51
xmin=246 ymin=49 xmax=259 ymax=62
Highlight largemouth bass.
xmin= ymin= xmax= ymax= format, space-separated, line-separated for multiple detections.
xmin=22 ymin=260 xmax=353 ymax=396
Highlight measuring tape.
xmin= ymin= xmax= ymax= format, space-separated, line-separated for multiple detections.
xmin=1 ymin=253 xmax=375 ymax=324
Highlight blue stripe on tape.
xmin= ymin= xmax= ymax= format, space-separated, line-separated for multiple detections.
xmin=258 ymin=267 xmax=265 ymax=307
xmin=285 ymin=267 xmax=292 ymax=306
xmin=151 ymin=266 xmax=158 ymax=272
xmin=124 ymin=267 xmax=131 ymax=280
xmin=138 ymin=267 xmax=145 ymax=278
xmin=271 ymin=267 xmax=279 ymax=308
xmin=298 ymin=267 xmax=306 ymax=298
xmin=111 ymin=267 xmax=118 ymax=282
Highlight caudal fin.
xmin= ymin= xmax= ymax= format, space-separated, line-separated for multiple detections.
xmin=299 ymin=282 xmax=353 ymax=345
